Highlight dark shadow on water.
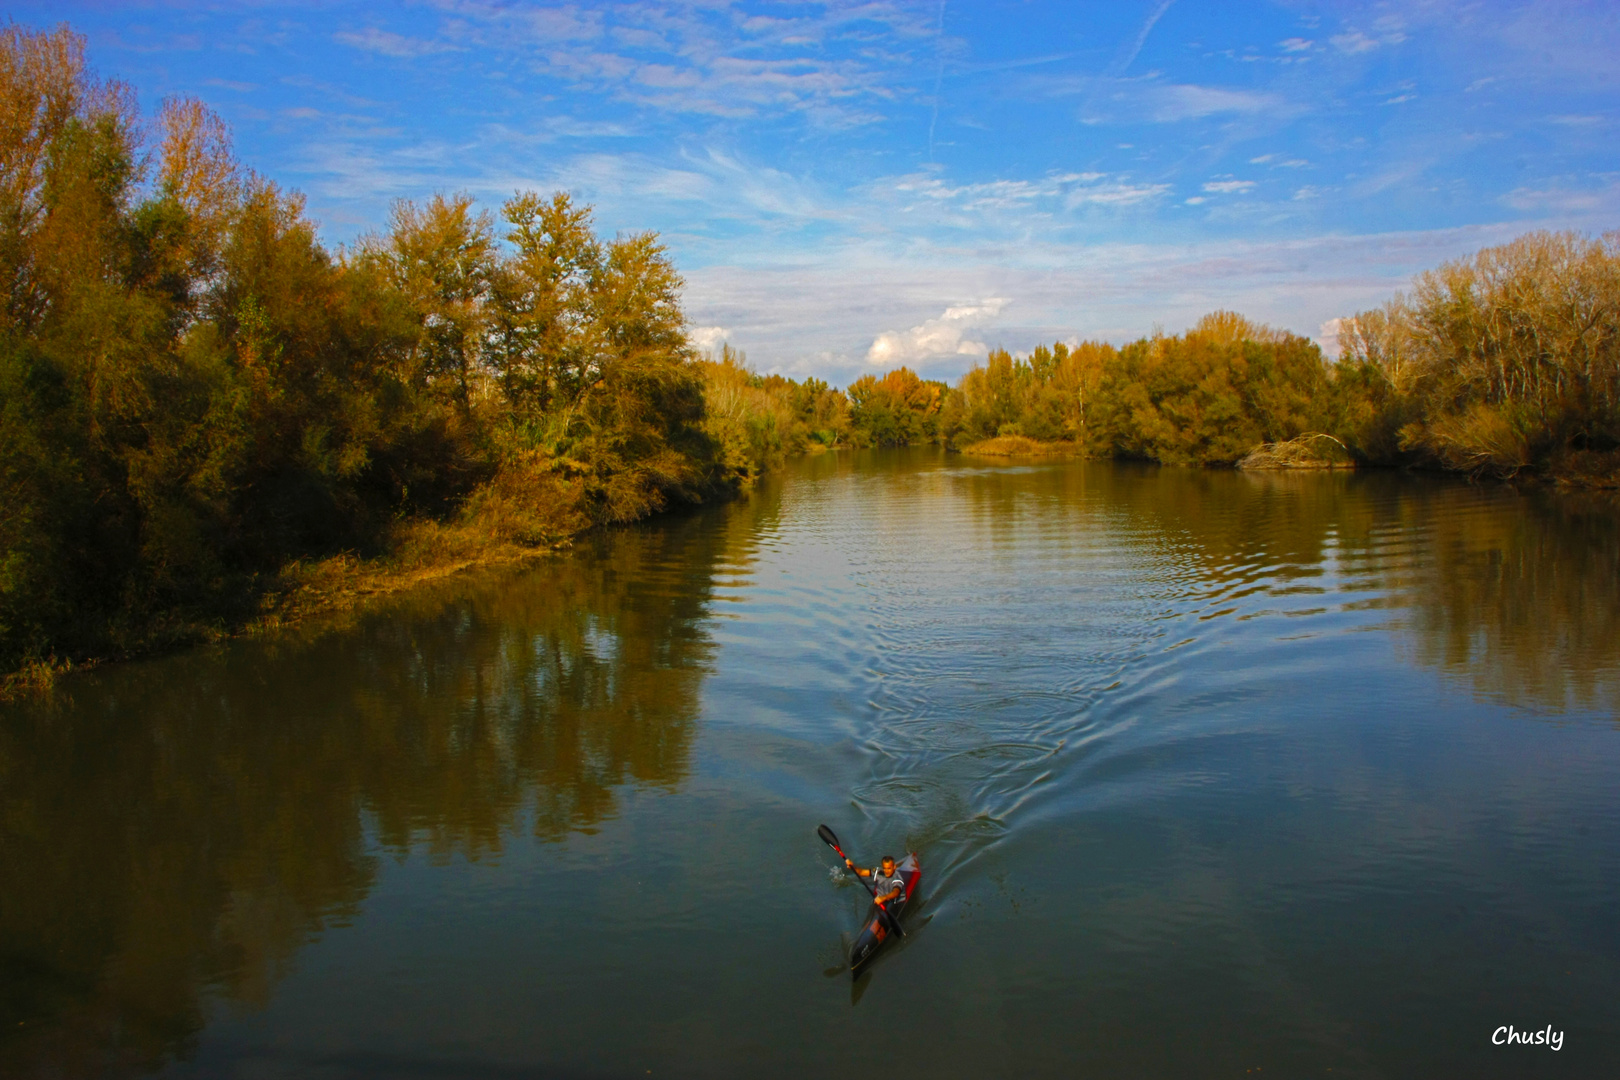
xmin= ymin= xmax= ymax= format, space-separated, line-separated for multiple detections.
xmin=0 ymin=500 xmax=749 ymax=1077
xmin=850 ymin=968 xmax=872 ymax=1007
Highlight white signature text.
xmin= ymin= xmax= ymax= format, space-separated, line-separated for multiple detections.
xmin=1492 ymin=1025 xmax=1563 ymax=1051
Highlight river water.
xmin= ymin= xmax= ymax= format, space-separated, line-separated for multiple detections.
xmin=3 ymin=450 xmax=1618 ymax=1078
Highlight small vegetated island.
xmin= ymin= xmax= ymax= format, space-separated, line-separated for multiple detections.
xmin=2 ymin=23 xmax=1617 ymax=692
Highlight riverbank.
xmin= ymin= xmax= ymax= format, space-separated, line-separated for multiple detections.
xmin=0 ymin=518 xmax=570 ymax=702
xmin=255 ymin=519 xmax=569 ymax=630
xmin=959 ymin=435 xmax=1085 ymax=458
xmin=961 ymin=432 xmax=1620 ymax=486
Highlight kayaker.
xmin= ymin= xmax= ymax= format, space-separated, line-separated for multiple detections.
xmin=845 ymin=854 xmax=905 ymax=908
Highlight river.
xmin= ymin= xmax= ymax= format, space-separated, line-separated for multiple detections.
xmin=3 ymin=449 xmax=1617 ymax=1078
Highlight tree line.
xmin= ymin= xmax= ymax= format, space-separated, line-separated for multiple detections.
xmin=819 ymin=235 xmax=1620 ymax=482
xmin=3 ymin=22 xmax=1615 ymax=684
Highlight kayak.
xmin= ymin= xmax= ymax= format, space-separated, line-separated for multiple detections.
xmin=849 ymin=852 xmax=921 ymax=971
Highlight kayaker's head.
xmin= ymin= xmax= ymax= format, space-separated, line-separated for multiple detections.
xmin=880 ymin=856 xmax=896 ymax=875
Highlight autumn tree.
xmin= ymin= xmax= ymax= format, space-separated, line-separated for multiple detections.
xmin=847 ymin=366 xmax=944 ymax=446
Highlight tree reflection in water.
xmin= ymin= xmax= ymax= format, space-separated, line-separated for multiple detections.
xmin=1072 ymin=465 xmax=1620 ymax=719
xmin=1 ymin=459 xmax=1614 ymax=1078
xmin=1397 ymin=486 xmax=1619 ymax=717
xmin=0 ymin=507 xmax=729 ymax=1076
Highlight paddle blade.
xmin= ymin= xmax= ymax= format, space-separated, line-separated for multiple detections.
xmin=817 ymin=824 xmax=840 ymax=849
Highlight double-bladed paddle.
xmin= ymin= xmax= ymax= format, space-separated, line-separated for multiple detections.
xmin=817 ymin=823 xmax=905 ymax=939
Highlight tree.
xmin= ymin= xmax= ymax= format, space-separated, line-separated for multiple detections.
xmin=381 ymin=192 xmax=496 ymax=407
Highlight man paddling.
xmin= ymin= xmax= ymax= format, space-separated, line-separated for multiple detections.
xmin=845 ymin=854 xmax=905 ymax=910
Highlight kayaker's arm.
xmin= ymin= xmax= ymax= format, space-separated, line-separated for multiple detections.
xmin=875 ymin=883 xmax=901 ymax=904
xmin=844 ymin=858 xmax=871 ymax=878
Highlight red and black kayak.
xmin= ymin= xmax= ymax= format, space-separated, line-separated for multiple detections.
xmin=849 ymin=852 xmax=921 ymax=971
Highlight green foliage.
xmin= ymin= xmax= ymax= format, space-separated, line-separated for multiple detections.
xmin=0 ymin=24 xmax=729 ymax=678
xmin=936 ymin=314 xmax=1331 ymax=466
xmin=695 ymin=345 xmax=848 ymax=485
xmin=1090 ymin=316 xmax=1329 ymax=465
xmin=847 ymin=366 xmax=945 ymax=446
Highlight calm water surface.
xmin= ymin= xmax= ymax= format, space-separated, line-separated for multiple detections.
xmin=4 ymin=451 xmax=1619 ymax=1078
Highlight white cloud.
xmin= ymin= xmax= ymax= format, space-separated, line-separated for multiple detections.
xmin=177 ymin=0 xmax=1620 ymax=395
xmin=866 ymin=300 xmax=1008 ymax=367
xmin=1316 ymin=317 xmax=1348 ymax=358
xmin=689 ymin=325 xmax=731 ymax=350
xmin=543 ymin=117 xmax=637 ymax=138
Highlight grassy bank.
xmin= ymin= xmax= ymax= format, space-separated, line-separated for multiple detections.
xmin=1 ymin=518 xmax=565 ymax=701
xmin=959 ymin=435 xmax=1085 ymax=458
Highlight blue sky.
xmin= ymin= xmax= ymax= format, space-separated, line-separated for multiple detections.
xmin=24 ymin=1 xmax=1619 ymax=383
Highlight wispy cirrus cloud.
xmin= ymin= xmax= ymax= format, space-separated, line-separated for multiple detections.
xmin=413 ymin=0 xmax=936 ymax=126
xmin=1041 ymin=73 xmax=1298 ymax=126
xmin=1502 ymin=175 xmax=1620 ymax=214
xmin=1330 ymin=16 xmax=1407 ymax=55
xmin=1145 ymin=83 xmax=1288 ymax=121
xmin=888 ymin=171 xmax=1169 ymax=214
xmin=1110 ymin=0 xmax=1176 ymax=75
xmin=335 ymin=27 xmax=462 ymax=58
